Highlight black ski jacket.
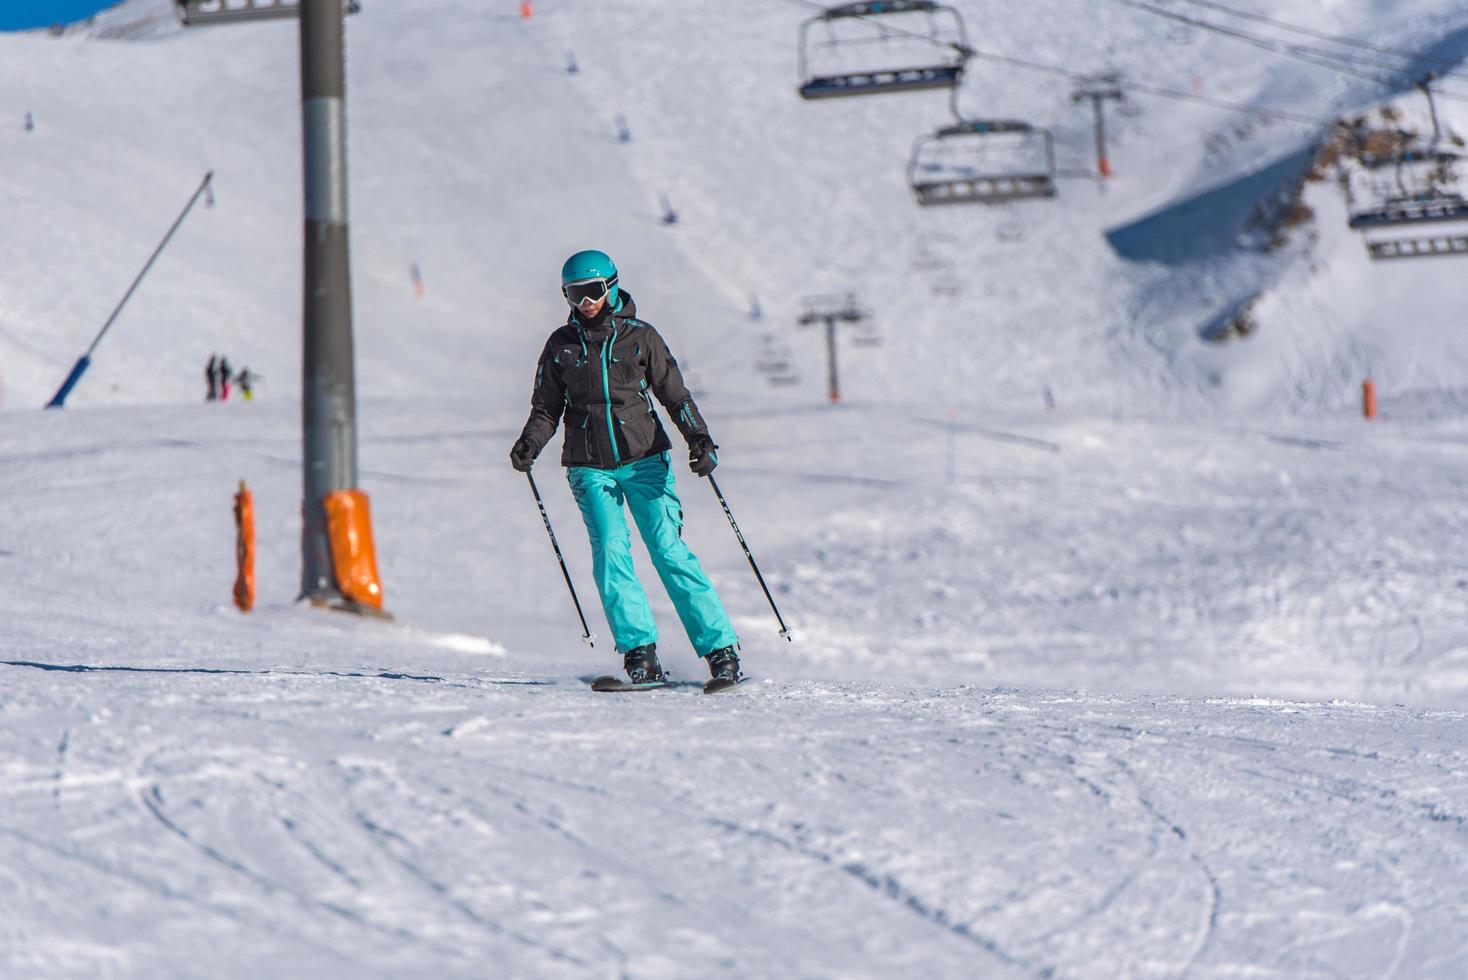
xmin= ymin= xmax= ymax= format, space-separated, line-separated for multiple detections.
xmin=517 ymin=292 xmax=711 ymax=469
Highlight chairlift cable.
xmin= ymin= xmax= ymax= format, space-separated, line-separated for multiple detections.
xmin=958 ymin=47 xmax=1333 ymax=125
xmin=1113 ymin=0 xmax=1468 ymax=100
xmin=778 ymin=0 xmax=1333 ymax=126
xmin=1119 ymin=0 xmax=1464 ymax=78
xmin=1169 ymin=0 xmax=1468 ymax=74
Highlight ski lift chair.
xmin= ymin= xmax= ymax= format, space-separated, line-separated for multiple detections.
xmin=177 ymin=0 xmax=360 ymax=27
xmin=797 ymin=1 xmax=970 ymax=100
xmin=1349 ymin=194 xmax=1468 ymax=259
xmin=907 ymin=120 xmax=1057 ymax=205
xmin=1343 ymin=77 xmax=1468 ymax=258
xmin=1348 ymin=148 xmax=1468 ymax=259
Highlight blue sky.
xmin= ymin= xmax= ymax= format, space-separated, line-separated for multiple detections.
xmin=0 ymin=1 xmax=121 ymax=30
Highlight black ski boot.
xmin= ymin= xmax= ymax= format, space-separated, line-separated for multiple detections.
xmin=704 ymin=646 xmax=742 ymax=692
xmin=623 ymin=644 xmax=666 ymax=684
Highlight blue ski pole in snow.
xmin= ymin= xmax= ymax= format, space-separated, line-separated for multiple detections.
xmin=527 ymin=471 xmax=596 ymax=647
xmin=47 ymin=171 xmax=215 ymax=407
xmin=708 ymin=474 xmax=792 ymax=641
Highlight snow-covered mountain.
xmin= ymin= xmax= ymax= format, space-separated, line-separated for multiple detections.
xmin=5 ymin=0 xmax=1467 ymax=416
xmin=2 ymin=2 xmax=1467 ymax=976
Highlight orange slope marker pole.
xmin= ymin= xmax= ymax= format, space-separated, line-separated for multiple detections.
xmin=322 ymin=489 xmax=386 ymax=611
xmin=233 ymin=480 xmax=255 ymax=612
xmin=1363 ymin=378 xmax=1377 ymax=420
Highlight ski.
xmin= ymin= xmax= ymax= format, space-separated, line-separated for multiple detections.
xmin=589 ymin=674 xmax=745 ymax=694
xmin=590 ymin=674 xmax=669 ymax=693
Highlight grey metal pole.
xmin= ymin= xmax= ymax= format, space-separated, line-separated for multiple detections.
xmin=1418 ymin=75 xmax=1442 ymax=147
xmin=1091 ymin=96 xmax=1108 ymax=176
xmin=825 ymin=317 xmax=840 ymax=403
xmin=1073 ymin=82 xmax=1123 ymax=179
xmin=299 ymin=0 xmax=358 ymax=602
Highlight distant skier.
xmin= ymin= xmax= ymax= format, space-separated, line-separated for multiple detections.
xmin=205 ymin=354 xmax=219 ymax=401
xmin=218 ymin=356 xmax=233 ymax=401
xmin=510 ymin=250 xmax=742 ymax=687
xmin=238 ymin=367 xmax=257 ymax=402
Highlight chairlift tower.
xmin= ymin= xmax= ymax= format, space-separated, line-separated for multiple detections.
xmin=299 ymin=0 xmax=366 ymax=607
xmin=798 ymin=293 xmax=872 ymax=403
xmin=1072 ymin=75 xmax=1124 ymax=179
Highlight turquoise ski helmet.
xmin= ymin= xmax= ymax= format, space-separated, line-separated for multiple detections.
xmin=560 ymin=249 xmax=620 ymax=309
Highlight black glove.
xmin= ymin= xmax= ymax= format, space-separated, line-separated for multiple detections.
xmin=688 ymin=436 xmax=718 ymax=477
xmin=509 ymin=437 xmax=538 ymax=472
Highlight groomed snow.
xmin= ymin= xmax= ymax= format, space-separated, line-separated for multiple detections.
xmin=2 ymin=1 xmax=1468 ymax=976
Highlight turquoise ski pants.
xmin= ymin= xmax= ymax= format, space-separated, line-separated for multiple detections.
xmin=567 ymin=452 xmax=738 ymax=657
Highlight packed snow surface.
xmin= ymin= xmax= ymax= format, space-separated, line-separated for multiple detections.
xmin=2 ymin=0 xmax=1468 ymax=977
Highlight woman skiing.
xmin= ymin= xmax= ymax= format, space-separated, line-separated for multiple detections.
xmin=510 ymin=250 xmax=742 ymax=687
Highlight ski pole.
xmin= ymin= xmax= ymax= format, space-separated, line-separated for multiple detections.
xmin=526 ymin=471 xmax=595 ymax=646
xmin=708 ymin=474 xmax=792 ymax=640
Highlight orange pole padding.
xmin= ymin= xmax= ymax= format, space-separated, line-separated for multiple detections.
xmin=233 ymin=480 xmax=255 ymax=612
xmin=1362 ymin=378 xmax=1377 ymax=420
xmin=520 ymin=1 xmax=532 ymax=18
xmin=322 ymin=489 xmax=385 ymax=609
xmin=1099 ymin=156 xmax=1113 ymax=178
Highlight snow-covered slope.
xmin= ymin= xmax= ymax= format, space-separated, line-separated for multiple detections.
xmin=4 ymin=0 xmax=1467 ymax=416
xmin=3 ymin=397 xmax=1468 ymax=977
xmin=4 ymin=2 xmax=1468 ymax=976
xmin=1245 ymin=83 xmax=1468 ymax=413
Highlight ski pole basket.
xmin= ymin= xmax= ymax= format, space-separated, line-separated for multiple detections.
xmin=797 ymin=1 xmax=970 ymax=100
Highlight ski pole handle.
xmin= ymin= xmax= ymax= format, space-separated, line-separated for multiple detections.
xmin=527 ymin=471 xmax=595 ymax=646
xmin=708 ymin=474 xmax=791 ymax=640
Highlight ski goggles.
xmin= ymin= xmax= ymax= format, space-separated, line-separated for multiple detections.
xmin=563 ymin=275 xmax=616 ymax=306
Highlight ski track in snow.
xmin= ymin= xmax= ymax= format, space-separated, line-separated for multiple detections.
xmin=5 ymin=667 xmax=1467 ymax=977
xmin=2 ymin=396 xmax=1468 ymax=975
